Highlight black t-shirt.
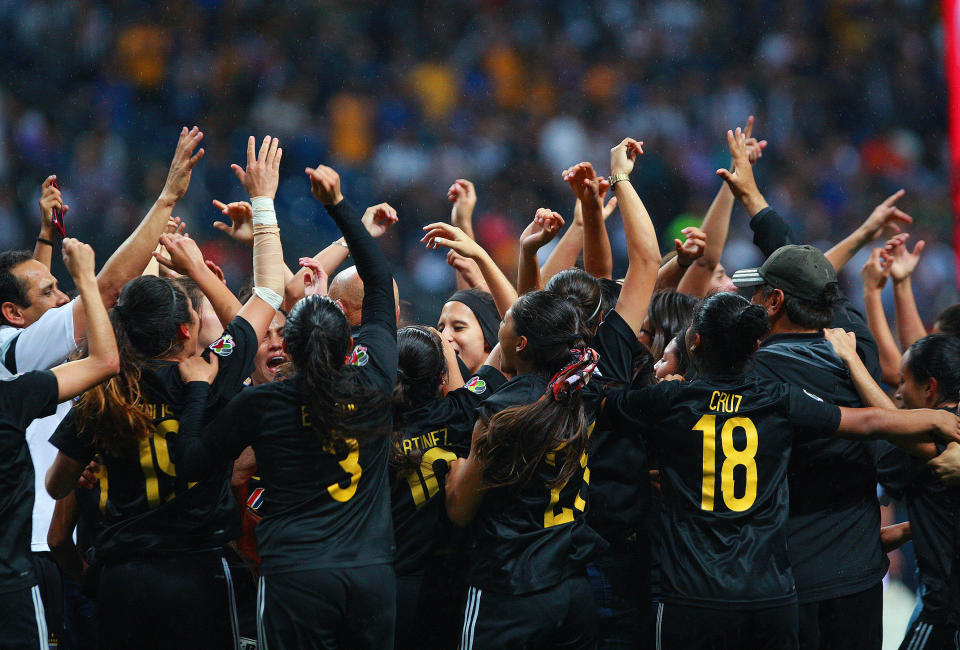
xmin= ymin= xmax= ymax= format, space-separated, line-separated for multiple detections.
xmin=0 ymin=370 xmax=58 ymax=592
xmin=606 ymin=374 xmax=841 ymax=609
xmin=465 ymin=311 xmax=634 ymax=594
xmin=391 ymin=365 xmax=506 ymax=576
xmin=877 ymin=425 xmax=960 ymax=625
xmin=753 ymin=332 xmax=889 ymax=603
xmin=190 ymin=317 xmax=397 ymax=575
xmin=49 ymin=316 xmax=257 ymax=561
xmin=585 ymin=311 xmax=652 ymax=544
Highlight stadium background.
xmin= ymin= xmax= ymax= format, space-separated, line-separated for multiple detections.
xmin=0 ymin=1 xmax=950 ymax=644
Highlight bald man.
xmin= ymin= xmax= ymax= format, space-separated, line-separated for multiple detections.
xmin=328 ymin=265 xmax=400 ymax=328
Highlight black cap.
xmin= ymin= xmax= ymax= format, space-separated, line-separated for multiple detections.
xmin=731 ymin=245 xmax=837 ymax=302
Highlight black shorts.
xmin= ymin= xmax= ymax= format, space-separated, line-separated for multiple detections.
xmin=655 ymin=600 xmax=799 ymax=650
xmin=586 ymin=537 xmax=652 ymax=649
xmin=798 ymin=582 xmax=882 ymax=650
xmin=461 ymin=574 xmax=597 ymax=650
xmin=96 ymin=551 xmax=238 ymax=650
xmin=32 ymin=552 xmax=63 ymax=647
xmin=0 ymin=585 xmax=48 ymax=650
xmin=395 ymin=553 xmax=468 ymax=650
xmin=258 ymin=564 xmax=396 ymax=650
xmin=898 ymin=618 xmax=960 ymax=650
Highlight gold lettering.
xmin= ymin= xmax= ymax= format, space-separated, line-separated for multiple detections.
xmin=402 ymin=439 xmax=412 ymax=454
xmin=301 ymin=406 xmax=311 ymax=427
xmin=709 ymin=391 xmax=720 ymax=411
xmin=708 ymin=392 xmax=743 ymax=413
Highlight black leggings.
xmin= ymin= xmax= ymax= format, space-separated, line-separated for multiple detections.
xmin=96 ymin=552 xmax=237 ymax=650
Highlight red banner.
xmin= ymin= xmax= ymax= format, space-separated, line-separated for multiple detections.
xmin=946 ymin=0 xmax=960 ymax=286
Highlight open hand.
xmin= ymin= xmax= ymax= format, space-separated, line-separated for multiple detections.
xmin=716 ymin=127 xmax=760 ymax=201
xmin=885 ymin=233 xmax=925 ymax=283
xmin=233 ymin=136 xmax=282 ymax=200
xmin=161 ymin=126 xmax=205 ymax=204
xmin=212 ymin=200 xmax=254 ymax=247
xmin=421 ymin=223 xmax=484 ymax=259
xmin=862 ymin=190 xmax=913 ymax=241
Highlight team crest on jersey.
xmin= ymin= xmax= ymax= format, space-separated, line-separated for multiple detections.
xmin=246 ymin=487 xmax=265 ymax=512
xmin=346 ymin=344 xmax=369 ymax=367
xmin=802 ymin=389 xmax=824 ymax=403
xmin=209 ymin=334 xmax=236 ymax=357
xmin=465 ymin=376 xmax=487 ymax=394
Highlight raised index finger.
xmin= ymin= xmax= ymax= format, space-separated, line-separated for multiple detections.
xmin=882 ymin=189 xmax=906 ymax=207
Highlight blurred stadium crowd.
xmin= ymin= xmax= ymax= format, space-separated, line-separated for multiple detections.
xmin=0 ymin=0 xmax=952 ymax=323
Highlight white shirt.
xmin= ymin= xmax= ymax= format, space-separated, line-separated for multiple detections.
xmin=0 ymin=300 xmax=78 ymax=551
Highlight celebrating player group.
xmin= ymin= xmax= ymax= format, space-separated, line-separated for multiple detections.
xmin=1 ymin=118 xmax=958 ymax=650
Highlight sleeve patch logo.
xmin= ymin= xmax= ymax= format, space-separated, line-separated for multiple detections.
xmin=465 ymin=376 xmax=487 ymax=394
xmin=246 ymin=487 xmax=265 ymax=512
xmin=802 ymin=388 xmax=824 ymax=403
xmin=209 ymin=334 xmax=236 ymax=357
xmin=346 ymin=344 xmax=369 ymax=367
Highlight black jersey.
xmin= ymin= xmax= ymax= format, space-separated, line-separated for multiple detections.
xmin=753 ymin=332 xmax=888 ymax=603
xmin=606 ymin=374 xmax=841 ymax=609
xmin=877 ymin=429 xmax=960 ymax=625
xmin=391 ymin=365 xmax=506 ymax=576
xmin=49 ymin=316 xmax=257 ymax=561
xmin=465 ymin=312 xmax=634 ymax=594
xmin=0 ymin=370 xmax=58 ymax=592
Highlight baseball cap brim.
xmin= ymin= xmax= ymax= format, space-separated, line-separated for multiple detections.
xmin=731 ymin=268 xmax=765 ymax=288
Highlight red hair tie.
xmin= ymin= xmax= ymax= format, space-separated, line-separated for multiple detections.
xmin=547 ymin=347 xmax=599 ymax=402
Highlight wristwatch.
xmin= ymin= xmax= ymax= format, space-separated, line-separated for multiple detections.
xmin=608 ymin=173 xmax=630 ymax=186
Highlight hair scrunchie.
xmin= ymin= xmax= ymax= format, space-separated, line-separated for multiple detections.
xmin=547 ymin=347 xmax=600 ymax=402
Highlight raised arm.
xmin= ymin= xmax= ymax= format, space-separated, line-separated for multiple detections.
xmin=307 ymin=165 xmax=396 ymax=330
xmin=887 ymin=234 xmax=927 ymax=349
xmin=517 ymin=208 xmax=565 ymax=294
xmin=826 ymin=190 xmax=913 ymax=272
xmin=562 ymin=162 xmax=613 ymax=279
xmin=541 ymin=196 xmax=617 ymax=285
xmin=50 ymin=239 xmax=120 ymax=401
xmin=153 ymin=233 xmax=243 ymax=327
xmin=824 ymin=328 xmax=896 ymax=409
xmin=421 ymin=223 xmax=517 ymax=318
xmin=610 ymin=138 xmax=661 ymax=334
xmin=861 ymin=248 xmax=902 ymax=385
xmin=34 ymin=175 xmax=65 ymax=269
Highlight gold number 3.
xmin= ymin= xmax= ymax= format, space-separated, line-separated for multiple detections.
xmin=693 ymin=414 xmax=758 ymax=512
xmin=327 ymin=438 xmax=362 ymax=502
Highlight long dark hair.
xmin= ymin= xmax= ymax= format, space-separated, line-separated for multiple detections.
xmin=647 ymin=290 xmax=697 ymax=359
xmin=284 ymin=295 xmax=390 ymax=451
xmin=905 ymin=334 xmax=960 ymax=404
xmin=75 ymin=276 xmax=192 ymax=455
xmin=474 ymin=291 xmax=593 ymax=489
xmin=391 ymin=326 xmax=447 ymax=474
xmin=690 ymin=292 xmax=769 ymax=375
xmin=545 ymin=268 xmax=603 ymax=334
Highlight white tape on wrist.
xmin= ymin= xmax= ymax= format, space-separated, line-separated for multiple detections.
xmin=250 ymin=196 xmax=277 ymax=227
xmin=253 ymin=286 xmax=283 ymax=310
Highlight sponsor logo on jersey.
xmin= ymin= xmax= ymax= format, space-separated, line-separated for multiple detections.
xmin=246 ymin=487 xmax=265 ymax=512
xmin=465 ymin=376 xmax=487 ymax=394
xmin=209 ymin=334 xmax=236 ymax=357
xmin=802 ymin=388 xmax=824 ymax=403
xmin=346 ymin=344 xmax=369 ymax=367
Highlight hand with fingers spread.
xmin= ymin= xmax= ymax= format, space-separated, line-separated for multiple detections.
xmin=362 ymin=203 xmax=399 ymax=238
xmin=421 ymin=223 xmax=485 ymax=259
xmin=161 ymin=126 xmax=205 ymax=205
xmin=153 ymin=233 xmax=206 ymax=278
xmin=39 ymin=175 xmax=67 ymax=234
xmin=61 ymin=238 xmax=97 ymax=283
xmin=885 ymin=233 xmax=925 ymax=283
xmin=233 ymin=135 xmax=282 ymax=200
xmin=299 ymin=258 xmax=329 ymax=297
xmin=861 ymin=248 xmax=892 ymax=291
xmin=165 ymin=217 xmax=186 ymax=236
xmin=212 ymin=200 xmax=254 ymax=247
xmin=823 ymin=327 xmax=858 ymax=365
xmin=305 ymin=165 xmax=343 ymax=206
xmin=716 ymin=127 xmax=768 ymax=216
xmin=861 ymin=190 xmax=913 ymax=242
xmin=178 ymin=353 xmax=219 ymax=385
xmin=609 ymin=138 xmax=644 ymax=178
xmin=520 ymin=208 xmax=565 ymax=254
xmin=674 ymin=227 xmax=707 ymax=268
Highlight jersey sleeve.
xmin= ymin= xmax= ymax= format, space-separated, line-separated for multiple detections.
xmin=205 ymin=315 xmax=259 ymax=403
xmin=48 ymin=407 xmax=95 ymax=464
xmin=353 ymin=323 xmax=398 ymax=394
xmin=179 ymin=385 xmax=260 ymax=481
xmin=593 ymin=310 xmax=643 ymax=385
xmin=784 ymin=385 xmax=843 ymax=442
xmin=603 ymin=381 xmax=679 ymax=438
xmin=0 ymin=370 xmax=60 ymax=429
xmin=0 ymin=301 xmax=77 ymax=375
xmin=443 ymin=366 xmax=508 ymax=435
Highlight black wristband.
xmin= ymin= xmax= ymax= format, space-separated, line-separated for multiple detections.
xmin=36 ymin=237 xmax=54 ymax=247
xmin=677 ymin=258 xmax=692 ymax=269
